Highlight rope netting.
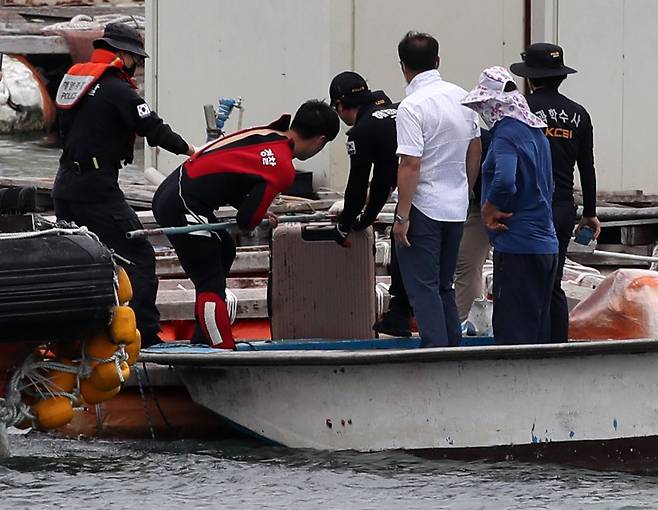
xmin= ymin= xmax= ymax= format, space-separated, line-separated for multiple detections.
xmin=0 ymin=225 xmax=136 ymax=430
xmin=41 ymin=14 xmax=146 ymax=32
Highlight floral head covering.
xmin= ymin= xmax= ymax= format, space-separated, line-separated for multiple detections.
xmin=461 ymin=66 xmax=547 ymax=129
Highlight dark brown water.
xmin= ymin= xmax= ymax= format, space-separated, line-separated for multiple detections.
xmin=3 ymin=433 xmax=658 ymax=510
xmin=0 ymin=133 xmax=144 ymax=182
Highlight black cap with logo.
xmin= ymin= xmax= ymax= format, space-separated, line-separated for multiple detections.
xmin=93 ymin=22 xmax=149 ymax=58
xmin=329 ymin=71 xmax=373 ymax=107
xmin=510 ymin=43 xmax=576 ymax=79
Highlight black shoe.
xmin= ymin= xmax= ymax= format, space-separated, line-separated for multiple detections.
xmin=373 ymin=309 xmax=412 ymax=337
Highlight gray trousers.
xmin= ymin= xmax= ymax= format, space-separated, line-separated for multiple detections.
xmin=396 ymin=206 xmax=464 ymax=347
xmin=455 ymin=204 xmax=491 ymax=322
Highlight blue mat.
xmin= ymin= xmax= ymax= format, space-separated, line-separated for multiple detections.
xmin=142 ymin=336 xmax=496 ymax=354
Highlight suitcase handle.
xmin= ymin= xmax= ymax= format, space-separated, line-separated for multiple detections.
xmin=301 ymin=224 xmax=337 ymax=242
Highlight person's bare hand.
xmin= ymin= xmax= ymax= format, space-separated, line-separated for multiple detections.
xmin=577 ymin=216 xmax=601 ymax=240
xmin=266 ymin=211 xmax=279 ymax=229
xmin=481 ymin=201 xmax=512 ymax=232
xmin=393 ymin=221 xmax=411 ymax=247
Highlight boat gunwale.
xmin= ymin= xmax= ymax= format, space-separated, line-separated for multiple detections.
xmin=139 ymin=338 xmax=658 ymax=367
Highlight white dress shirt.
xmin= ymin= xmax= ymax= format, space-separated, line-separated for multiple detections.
xmin=396 ymin=69 xmax=480 ymax=222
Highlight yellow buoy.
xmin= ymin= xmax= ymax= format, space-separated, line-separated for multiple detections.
xmin=32 ymin=396 xmax=73 ymax=430
xmin=109 ymin=306 xmax=138 ymax=345
xmin=125 ymin=330 xmax=142 ymax=366
xmin=89 ymin=361 xmax=130 ymax=392
xmin=45 ymin=362 xmax=78 ymax=393
xmin=116 ymin=266 xmax=133 ymax=305
xmin=80 ymin=379 xmax=120 ymax=405
xmin=84 ymin=331 xmax=118 ymax=361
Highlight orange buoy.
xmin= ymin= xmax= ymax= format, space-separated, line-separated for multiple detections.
xmin=116 ymin=266 xmax=133 ymax=305
xmin=32 ymin=396 xmax=73 ymax=430
xmin=45 ymin=363 xmax=78 ymax=393
xmin=89 ymin=361 xmax=130 ymax=392
xmin=125 ymin=330 xmax=142 ymax=366
xmin=110 ymin=306 xmax=138 ymax=345
xmin=84 ymin=331 xmax=118 ymax=361
xmin=80 ymin=379 xmax=120 ymax=405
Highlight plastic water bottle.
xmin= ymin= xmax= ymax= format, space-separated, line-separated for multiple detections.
xmin=216 ymin=98 xmax=236 ymax=130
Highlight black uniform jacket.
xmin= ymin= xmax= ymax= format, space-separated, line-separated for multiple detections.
xmin=525 ymin=87 xmax=597 ymax=217
xmin=338 ymin=94 xmax=399 ymax=232
xmin=53 ymin=67 xmax=188 ymax=203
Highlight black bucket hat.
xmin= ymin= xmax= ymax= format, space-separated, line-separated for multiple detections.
xmin=93 ymin=22 xmax=149 ymax=58
xmin=510 ymin=43 xmax=576 ymax=79
xmin=329 ymin=71 xmax=372 ymax=107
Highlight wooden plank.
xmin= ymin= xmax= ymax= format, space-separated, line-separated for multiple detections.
xmin=620 ymin=224 xmax=658 ymax=246
xmin=574 ymin=189 xmax=658 ymax=206
xmin=0 ymin=34 xmax=67 ymax=54
xmin=156 ymin=242 xmax=390 ymax=278
xmin=159 ymin=275 xmax=393 ymax=292
xmin=157 ymin=288 xmax=267 ymax=321
xmin=602 ymin=217 xmax=658 ymax=227
xmin=568 ymin=243 xmax=652 ymax=267
xmin=156 ymin=278 xmax=394 ymax=322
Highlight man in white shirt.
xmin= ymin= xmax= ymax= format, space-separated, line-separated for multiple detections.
xmin=393 ymin=31 xmax=482 ymax=347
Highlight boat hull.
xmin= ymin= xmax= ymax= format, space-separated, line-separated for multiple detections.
xmin=157 ymin=340 xmax=658 ymax=465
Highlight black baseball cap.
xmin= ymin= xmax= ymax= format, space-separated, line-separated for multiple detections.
xmin=94 ymin=22 xmax=149 ymax=58
xmin=510 ymin=43 xmax=576 ymax=79
xmin=329 ymin=71 xmax=372 ymax=107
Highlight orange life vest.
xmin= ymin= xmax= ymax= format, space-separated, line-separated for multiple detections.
xmin=55 ymin=49 xmax=136 ymax=109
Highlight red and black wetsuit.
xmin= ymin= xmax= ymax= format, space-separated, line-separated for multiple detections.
xmin=152 ymin=115 xmax=296 ymax=348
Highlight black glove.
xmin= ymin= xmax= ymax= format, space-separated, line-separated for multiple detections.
xmin=333 ymin=224 xmax=350 ymax=247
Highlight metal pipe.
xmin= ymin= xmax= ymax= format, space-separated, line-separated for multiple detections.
xmin=126 ymin=212 xmax=327 ymax=239
xmin=591 ymin=250 xmax=658 ymax=264
xmin=578 ymin=205 xmax=658 ymax=221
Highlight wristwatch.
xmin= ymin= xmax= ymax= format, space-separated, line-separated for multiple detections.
xmin=394 ymin=214 xmax=409 ymax=225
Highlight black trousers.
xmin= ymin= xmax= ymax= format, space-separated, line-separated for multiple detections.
xmin=551 ymin=201 xmax=577 ymax=342
xmin=54 ymin=199 xmax=161 ymax=345
xmin=492 ymin=250 xmax=558 ymax=345
xmin=388 ymin=234 xmax=411 ymax=313
xmin=152 ymin=177 xmax=236 ymax=344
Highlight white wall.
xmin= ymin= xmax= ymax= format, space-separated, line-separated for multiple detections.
xmin=532 ymin=0 xmax=658 ymax=193
xmin=146 ymin=0 xmax=525 ymax=190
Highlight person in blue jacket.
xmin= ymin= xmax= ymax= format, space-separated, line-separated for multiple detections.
xmin=462 ymin=66 xmax=558 ymax=345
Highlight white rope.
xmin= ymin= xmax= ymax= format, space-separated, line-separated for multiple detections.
xmin=0 ymin=338 xmax=128 ymax=429
xmin=375 ymin=282 xmax=390 ymax=317
xmin=376 ymin=240 xmax=391 ymax=267
xmin=41 ymin=14 xmax=145 ymax=32
xmin=0 ymin=225 xmax=99 ymax=242
xmin=226 ymin=288 xmax=238 ymax=324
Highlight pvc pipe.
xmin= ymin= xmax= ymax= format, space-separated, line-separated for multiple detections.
xmin=126 ymin=212 xmax=327 ymax=239
xmin=591 ymin=249 xmax=658 ymax=263
xmin=144 ymin=167 xmax=166 ymax=186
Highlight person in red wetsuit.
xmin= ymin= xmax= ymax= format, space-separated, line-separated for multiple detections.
xmin=152 ymin=100 xmax=339 ymax=348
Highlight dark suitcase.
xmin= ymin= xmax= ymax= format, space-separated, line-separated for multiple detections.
xmin=0 ymin=232 xmax=116 ymax=343
xmin=270 ymin=223 xmax=376 ymax=339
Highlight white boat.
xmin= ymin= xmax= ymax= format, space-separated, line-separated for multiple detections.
xmin=141 ymin=338 xmax=658 ymax=471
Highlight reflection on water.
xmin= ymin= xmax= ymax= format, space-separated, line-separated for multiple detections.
xmin=1 ymin=434 xmax=658 ymax=510
xmin=0 ymin=133 xmax=144 ymax=182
